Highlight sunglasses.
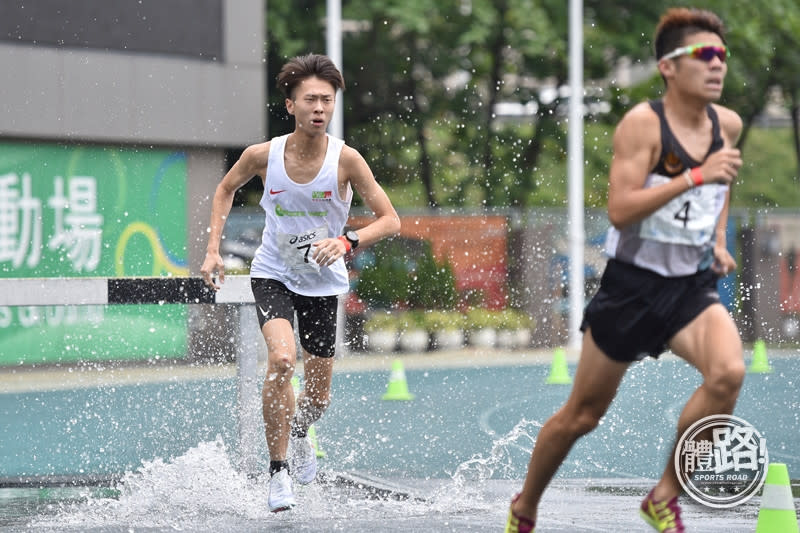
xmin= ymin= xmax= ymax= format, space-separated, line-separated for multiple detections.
xmin=662 ymin=43 xmax=730 ymax=62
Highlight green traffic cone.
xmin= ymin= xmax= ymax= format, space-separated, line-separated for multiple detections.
xmin=755 ymin=463 xmax=799 ymax=533
xmin=748 ymin=339 xmax=773 ymax=374
xmin=308 ymin=424 xmax=326 ymax=458
xmin=546 ymin=347 xmax=572 ymax=384
xmin=382 ymin=359 xmax=415 ymax=401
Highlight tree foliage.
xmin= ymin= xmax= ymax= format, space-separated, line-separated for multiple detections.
xmin=265 ymin=0 xmax=800 ymax=208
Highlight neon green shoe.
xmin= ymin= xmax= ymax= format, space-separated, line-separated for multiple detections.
xmin=639 ymin=489 xmax=685 ymax=532
xmin=505 ymin=493 xmax=535 ymax=533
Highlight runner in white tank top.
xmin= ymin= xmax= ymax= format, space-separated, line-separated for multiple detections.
xmin=250 ymin=132 xmax=351 ymax=296
xmin=200 ymin=54 xmax=400 ymax=512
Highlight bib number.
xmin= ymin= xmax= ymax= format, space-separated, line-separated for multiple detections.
xmin=276 ymin=226 xmax=327 ymax=274
xmin=639 ymin=175 xmax=725 ymax=246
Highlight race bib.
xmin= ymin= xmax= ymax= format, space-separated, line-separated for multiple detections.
xmin=276 ymin=226 xmax=327 ymax=274
xmin=639 ymin=175 xmax=725 ymax=246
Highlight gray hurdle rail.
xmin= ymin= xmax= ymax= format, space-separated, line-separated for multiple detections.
xmin=0 ymin=276 xmax=263 ymax=477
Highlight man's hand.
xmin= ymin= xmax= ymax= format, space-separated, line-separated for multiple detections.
xmin=200 ymin=251 xmax=225 ymax=290
xmin=311 ymin=237 xmax=349 ymax=267
xmin=697 ymin=147 xmax=742 ymax=186
xmin=711 ymin=243 xmax=736 ymax=277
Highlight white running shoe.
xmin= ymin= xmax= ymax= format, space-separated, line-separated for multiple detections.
xmin=290 ymin=434 xmax=318 ymax=485
xmin=267 ymin=469 xmax=296 ymax=512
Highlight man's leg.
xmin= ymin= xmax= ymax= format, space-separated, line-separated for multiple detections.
xmin=292 ymin=351 xmax=334 ymax=436
xmin=511 ymin=329 xmax=630 ymax=522
xmin=652 ymin=303 xmax=745 ymax=501
xmin=261 ymin=318 xmax=298 ymax=463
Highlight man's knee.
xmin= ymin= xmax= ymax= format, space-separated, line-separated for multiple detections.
xmin=265 ymin=353 xmax=295 ymax=385
xmin=555 ymin=407 xmax=603 ymax=437
xmin=706 ymin=358 xmax=745 ymax=399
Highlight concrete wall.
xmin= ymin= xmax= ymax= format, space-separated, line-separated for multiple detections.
xmin=0 ymin=0 xmax=265 ymax=147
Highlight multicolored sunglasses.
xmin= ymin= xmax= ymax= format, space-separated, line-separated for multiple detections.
xmin=662 ymin=43 xmax=730 ymax=62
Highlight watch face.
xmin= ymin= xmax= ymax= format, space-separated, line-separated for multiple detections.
xmin=345 ymin=230 xmax=359 ymax=247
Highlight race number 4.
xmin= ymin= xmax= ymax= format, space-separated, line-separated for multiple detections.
xmin=674 ymin=200 xmax=691 ymax=228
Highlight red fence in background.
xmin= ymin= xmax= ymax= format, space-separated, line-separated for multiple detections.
xmin=347 ymin=214 xmax=508 ymax=311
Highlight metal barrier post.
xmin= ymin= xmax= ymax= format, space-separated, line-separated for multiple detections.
xmin=236 ymin=305 xmax=262 ymax=477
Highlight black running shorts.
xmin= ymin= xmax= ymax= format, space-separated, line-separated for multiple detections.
xmin=250 ymin=278 xmax=339 ymax=358
xmin=580 ymin=259 xmax=721 ymax=362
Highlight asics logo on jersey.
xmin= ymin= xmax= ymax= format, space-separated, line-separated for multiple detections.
xmin=270 ymin=188 xmax=286 ymax=195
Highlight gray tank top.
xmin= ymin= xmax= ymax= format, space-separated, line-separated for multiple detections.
xmin=604 ymin=100 xmax=728 ymax=277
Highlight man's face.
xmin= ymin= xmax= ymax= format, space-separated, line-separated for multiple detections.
xmin=660 ymin=31 xmax=728 ymax=100
xmin=286 ymin=76 xmax=336 ymax=134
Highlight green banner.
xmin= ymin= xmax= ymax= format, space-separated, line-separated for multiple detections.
xmin=0 ymin=142 xmax=188 ymax=365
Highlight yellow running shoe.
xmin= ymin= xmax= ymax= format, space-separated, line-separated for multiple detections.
xmin=639 ymin=489 xmax=685 ymax=532
xmin=505 ymin=493 xmax=535 ymax=533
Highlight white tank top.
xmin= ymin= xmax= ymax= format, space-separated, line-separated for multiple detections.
xmin=250 ymin=134 xmax=352 ymax=296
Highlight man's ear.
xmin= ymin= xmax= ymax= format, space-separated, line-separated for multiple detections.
xmin=285 ymin=97 xmax=295 ymax=115
xmin=657 ymin=58 xmax=676 ymax=80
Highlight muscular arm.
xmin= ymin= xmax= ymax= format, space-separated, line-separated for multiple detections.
xmin=200 ymin=142 xmax=269 ymax=288
xmin=606 ymin=104 xmax=689 ymax=229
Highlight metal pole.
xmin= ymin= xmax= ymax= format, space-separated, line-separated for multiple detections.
xmin=567 ymin=0 xmax=585 ymax=351
xmin=236 ymin=305 xmax=262 ymax=476
xmin=326 ymin=0 xmax=343 ymax=140
xmin=327 ymin=0 xmax=348 ymax=356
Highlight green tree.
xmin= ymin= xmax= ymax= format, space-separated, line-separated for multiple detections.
xmin=263 ymin=0 xmax=800 ymax=208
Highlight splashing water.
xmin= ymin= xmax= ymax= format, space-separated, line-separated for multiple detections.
xmin=24 ymin=422 xmax=544 ymax=531
xmin=30 ymin=437 xmax=272 ymax=530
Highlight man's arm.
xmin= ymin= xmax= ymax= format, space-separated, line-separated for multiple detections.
xmin=310 ymin=146 xmax=400 ymax=267
xmin=710 ymin=105 xmax=744 ymax=275
xmin=200 ymin=143 xmax=268 ymax=289
xmin=340 ymin=146 xmax=401 ymax=247
xmin=606 ymin=104 xmax=689 ymax=229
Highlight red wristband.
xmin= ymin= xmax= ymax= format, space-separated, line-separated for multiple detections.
xmin=338 ymin=235 xmax=352 ymax=252
xmin=690 ymin=167 xmax=704 ymax=186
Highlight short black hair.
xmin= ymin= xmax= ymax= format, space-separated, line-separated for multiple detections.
xmin=276 ymin=53 xmax=345 ymax=99
xmin=654 ymin=7 xmax=727 ymax=60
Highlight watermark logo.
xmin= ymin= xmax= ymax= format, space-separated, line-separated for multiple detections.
xmin=674 ymin=414 xmax=768 ymax=508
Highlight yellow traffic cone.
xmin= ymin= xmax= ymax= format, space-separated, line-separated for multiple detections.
xmin=382 ymin=359 xmax=415 ymax=401
xmin=749 ymin=339 xmax=773 ymax=374
xmin=291 ymin=376 xmax=325 ymax=457
xmin=546 ymin=347 xmax=572 ymax=384
xmin=756 ymin=463 xmax=799 ymax=532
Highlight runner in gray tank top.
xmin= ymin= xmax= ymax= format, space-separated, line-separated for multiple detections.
xmin=506 ymin=8 xmax=744 ymax=533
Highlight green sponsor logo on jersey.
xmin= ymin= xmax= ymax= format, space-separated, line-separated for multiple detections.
xmin=275 ymin=203 xmax=305 ymax=217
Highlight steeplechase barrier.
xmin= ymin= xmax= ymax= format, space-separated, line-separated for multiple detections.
xmin=0 ymin=276 xmax=264 ymax=478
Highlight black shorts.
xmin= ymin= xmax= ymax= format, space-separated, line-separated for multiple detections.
xmin=250 ymin=278 xmax=338 ymax=358
xmin=580 ymin=259 xmax=721 ymax=363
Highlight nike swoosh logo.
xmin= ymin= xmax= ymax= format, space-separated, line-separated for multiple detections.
xmin=258 ymin=306 xmax=269 ymax=317
xmin=269 ymin=189 xmax=286 ymax=195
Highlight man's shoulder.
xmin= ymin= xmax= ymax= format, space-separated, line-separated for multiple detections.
xmin=614 ymin=102 xmax=660 ymax=143
xmin=710 ymin=103 xmax=743 ymax=132
xmin=244 ymin=140 xmax=272 ymax=159
xmin=338 ymin=143 xmax=366 ymax=165
xmin=622 ymin=101 xmax=660 ymax=124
